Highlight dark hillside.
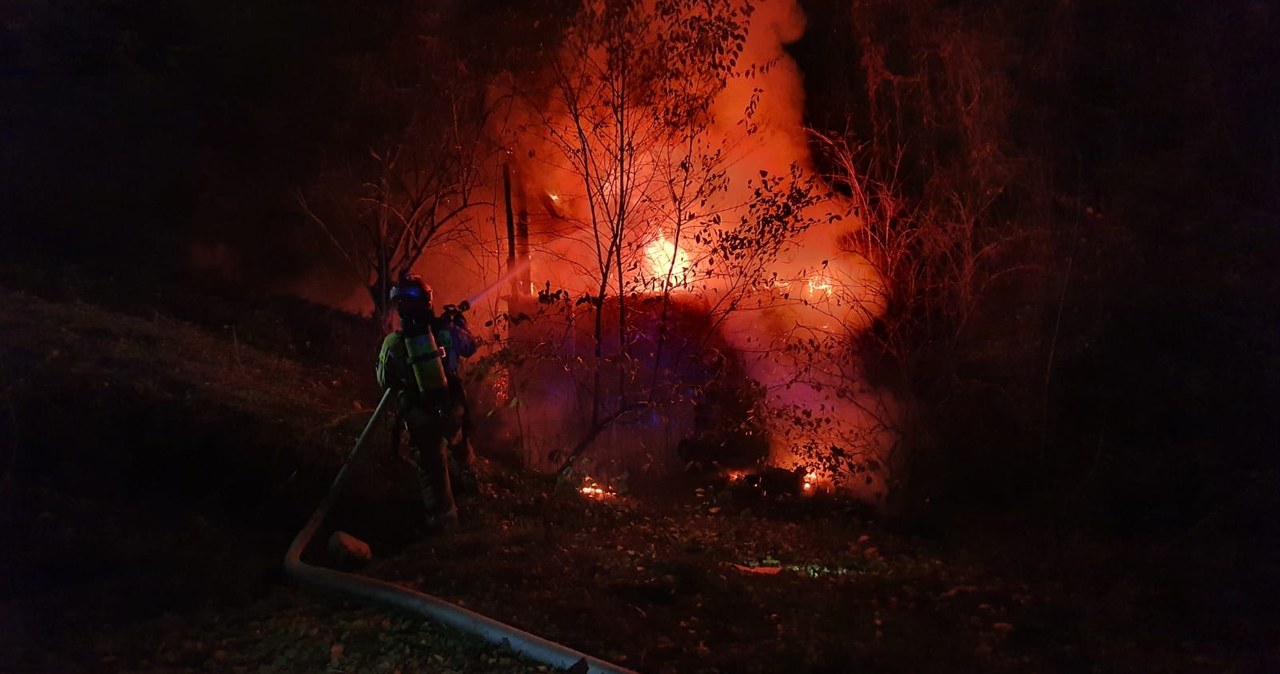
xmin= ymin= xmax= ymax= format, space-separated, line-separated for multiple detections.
xmin=0 ymin=288 xmax=550 ymax=673
xmin=0 ymin=263 xmax=382 ymax=376
xmin=2 ymin=285 xmax=1277 ymax=673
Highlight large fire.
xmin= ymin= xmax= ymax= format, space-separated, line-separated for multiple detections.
xmin=420 ymin=0 xmax=898 ymax=502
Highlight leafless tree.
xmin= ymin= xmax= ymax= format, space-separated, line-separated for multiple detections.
xmin=518 ymin=0 xmax=757 ymax=425
xmin=296 ymin=13 xmax=493 ymax=327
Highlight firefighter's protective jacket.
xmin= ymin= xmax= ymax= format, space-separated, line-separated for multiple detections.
xmin=376 ymin=332 xmax=412 ymax=391
xmin=376 ymin=320 xmax=477 ymax=391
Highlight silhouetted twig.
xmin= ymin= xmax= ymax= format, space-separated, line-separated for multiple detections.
xmin=554 ymin=402 xmax=647 ymax=480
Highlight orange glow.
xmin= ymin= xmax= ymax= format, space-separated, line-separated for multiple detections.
xmin=491 ymin=369 xmax=510 ymax=405
xmin=643 ymin=231 xmax=691 ymax=290
xmin=467 ymin=0 xmax=898 ymax=504
xmin=579 ymin=476 xmax=616 ymax=499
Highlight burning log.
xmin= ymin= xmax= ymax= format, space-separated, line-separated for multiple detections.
xmin=578 ymin=476 xmax=617 ymax=500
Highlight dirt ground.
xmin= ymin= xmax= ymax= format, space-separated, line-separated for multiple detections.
xmin=1 ymin=287 xmax=1276 ymax=673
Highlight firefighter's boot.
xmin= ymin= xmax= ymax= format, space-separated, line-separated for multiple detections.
xmin=447 ymin=437 xmax=478 ymax=497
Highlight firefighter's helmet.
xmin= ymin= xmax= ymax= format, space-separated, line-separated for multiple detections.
xmin=390 ymin=274 xmax=432 ymax=308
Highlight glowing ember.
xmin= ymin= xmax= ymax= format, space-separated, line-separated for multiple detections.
xmin=491 ymin=369 xmax=511 ymax=405
xmin=802 ymin=471 xmax=818 ymax=492
xmin=579 ymin=476 xmax=616 ymax=499
xmin=643 ymin=231 xmax=690 ymax=289
xmin=548 ymin=193 xmax=560 ymax=202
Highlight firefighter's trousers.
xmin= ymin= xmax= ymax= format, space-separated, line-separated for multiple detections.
xmin=398 ymin=394 xmax=455 ymax=519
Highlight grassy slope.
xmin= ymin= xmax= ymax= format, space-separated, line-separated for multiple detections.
xmin=0 ymin=288 xmax=550 ymax=674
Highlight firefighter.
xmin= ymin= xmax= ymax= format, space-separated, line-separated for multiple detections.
xmin=376 ymin=273 xmax=477 ymax=531
xmin=438 ymin=299 xmax=479 ymax=495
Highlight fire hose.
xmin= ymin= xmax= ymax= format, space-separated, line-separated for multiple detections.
xmin=284 ymin=388 xmax=639 ymax=674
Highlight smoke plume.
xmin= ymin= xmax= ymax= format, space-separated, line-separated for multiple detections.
xmin=436 ymin=0 xmax=898 ymax=500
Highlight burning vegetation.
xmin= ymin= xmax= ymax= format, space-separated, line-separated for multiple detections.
xmin=375 ymin=0 xmax=902 ymax=504
xmin=160 ymin=0 xmax=1272 ymax=539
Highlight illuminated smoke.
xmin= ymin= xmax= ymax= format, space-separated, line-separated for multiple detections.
xmin=447 ymin=0 xmax=896 ymax=500
xmin=700 ymin=0 xmax=895 ymax=499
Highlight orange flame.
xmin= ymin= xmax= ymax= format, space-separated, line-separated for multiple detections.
xmin=806 ymin=274 xmax=832 ymax=296
xmin=643 ymin=231 xmax=690 ymax=290
xmin=579 ymin=476 xmax=616 ymax=499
